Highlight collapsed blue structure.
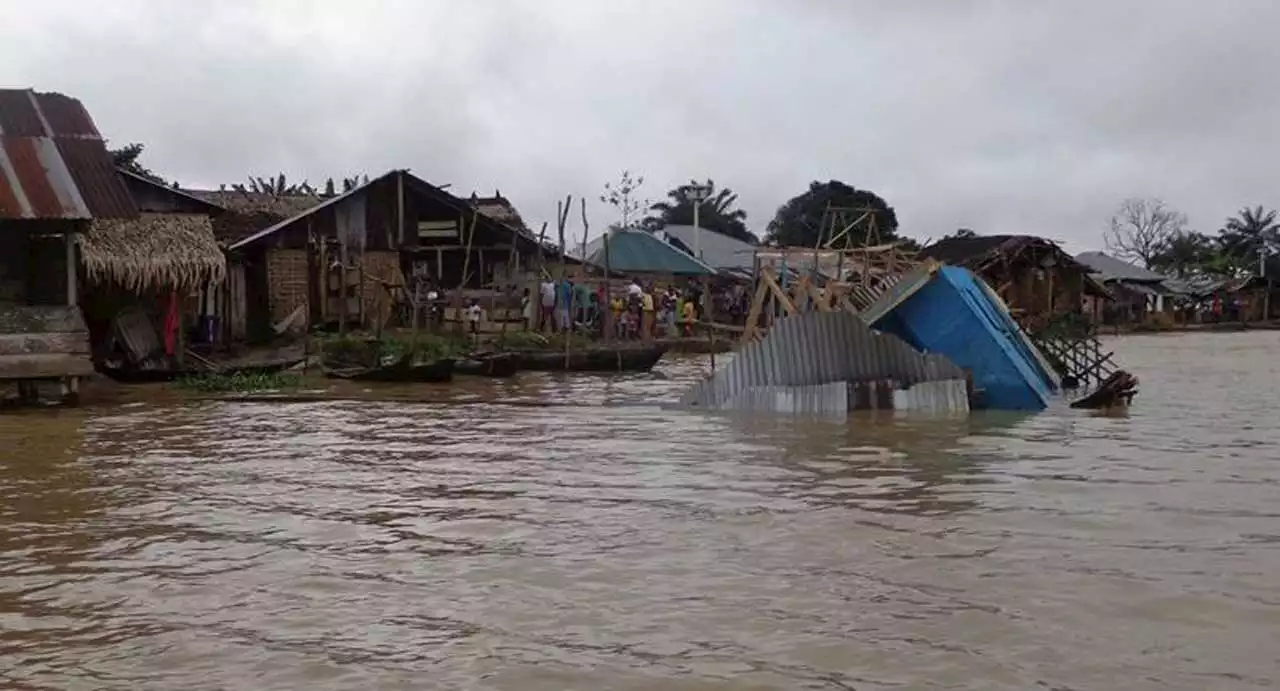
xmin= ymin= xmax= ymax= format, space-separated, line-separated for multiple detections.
xmin=680 ymin=259 xmax=1064 ymax=416
xmin=860 ymin=262 xmax=1061 ymax=411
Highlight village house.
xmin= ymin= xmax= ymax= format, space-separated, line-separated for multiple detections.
xmin=918 ymin=234 xmax=1110 ymax=331
xmin=0 ymin=88 xmax=137 ymax=402
xmin=218 ymin=169 xmax=550 ymax=340
xmin=76 ymin=170 xmax=226 ymax=377
xmin=1074 ymin=251 xmax=1180 ymax=325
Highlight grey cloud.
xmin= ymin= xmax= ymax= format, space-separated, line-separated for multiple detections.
xmin=3 ymin=0 xmax=1278 ymax=251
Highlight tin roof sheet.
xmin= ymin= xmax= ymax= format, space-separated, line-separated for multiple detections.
xmin=0 ymin=89 xmax=137 ymax=220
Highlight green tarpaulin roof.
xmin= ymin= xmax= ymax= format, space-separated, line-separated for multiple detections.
xmin=586 ymin=228 xmax=716 ymax=276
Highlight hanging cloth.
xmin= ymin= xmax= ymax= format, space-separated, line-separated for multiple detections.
xmin=163 ymin=291 xmax=180 ymax=356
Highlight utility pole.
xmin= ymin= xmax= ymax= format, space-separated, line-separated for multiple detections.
xmin=680 ymin=181 xmax=712 ymax=261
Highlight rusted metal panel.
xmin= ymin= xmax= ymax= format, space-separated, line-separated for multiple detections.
xmin=33 ymin=91 xmax=99 ymax=136
xmin=0 ymin=89 xmax=137 ymax=221
xmin=2 ymin=137 xmax=61 ymax=217
xmin=0 ymin=144 xmax=28 ymax=217
xmin=54 ymin=138 xmax=133 ymax=218
xmin=0 ymin=90 xmax=43 ymax=136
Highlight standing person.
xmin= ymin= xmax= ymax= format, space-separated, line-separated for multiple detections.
xmin=466 ymin=299 xmax=484 ymax=344
xmin=556 ymin=277 xmax=573 ymax=333
xmin=521 ymin=288 xmax=534 ymax=331
xmin=539 ymin=278 xmax=556 ymax=333
xmin=641 ymin=286 xmax=656 ymax=340
xmin=574 ymin=279 xmax=592 ymax=329
xmin=664 ymin=288 xmax=679 ymax=335
xmin=680 ymin=295 xmax=697 ymax=337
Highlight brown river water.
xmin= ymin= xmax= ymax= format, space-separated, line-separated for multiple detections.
xmin=2 ymin=332 xmax=1278 ymax=690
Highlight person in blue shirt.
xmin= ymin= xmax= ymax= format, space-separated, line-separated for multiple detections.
xmin=555 ymin=278 xmax=573 ymax=332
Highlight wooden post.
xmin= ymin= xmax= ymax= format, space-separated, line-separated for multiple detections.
xmin=556 ymin=196 xmax=572 ymax=367
xmin=396 ymin=170 xmax=406 ymax=246
xmin=338 ymin=239 xmax=349 ymax=335
xmin=501 ymin=229 xmax=519 ymax=338
xmin=602 ymin=231 xmax=613 ymax=341
xmin=62 ymin=231 xmax=80 ymax=404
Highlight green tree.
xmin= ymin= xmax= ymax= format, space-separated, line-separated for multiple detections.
xmin=765 ymin=181 xmax=899 ymax=247
xmin=232 ymin=173 xmax=316 ymax=197
xmin=1217 ymin=205 xmax=1279 ymax=276
xmin=645 ymin=179 xmax=755 ymax=243
xmin=1150 ymin=231 xmax=1220 ymax=278
xmin=108 ymin=142 xmax=167 ymax=185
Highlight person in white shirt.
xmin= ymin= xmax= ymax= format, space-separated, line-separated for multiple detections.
xmin=466 ymin=299 xmax=484 ymax=341
xmin=539 ymin=280 xmax=556 ymax=332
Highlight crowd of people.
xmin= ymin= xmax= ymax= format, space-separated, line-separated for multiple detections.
xmin=523 ymin=277 xmax=720 ymax=340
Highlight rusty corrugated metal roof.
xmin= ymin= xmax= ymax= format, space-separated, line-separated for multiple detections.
xmin=0 ymin=88 xmax=137 ymax=220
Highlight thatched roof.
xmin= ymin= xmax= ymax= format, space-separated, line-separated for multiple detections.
xmin=82 ymin=213 xmax=227 ymax=292
xmin=185 ymin=189 xmax=321 ymax=217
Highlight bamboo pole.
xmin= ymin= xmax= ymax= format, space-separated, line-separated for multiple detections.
xmin=579 ymin=198 xmax=594 ymax=337
xmin=500 ymin=223 xmax=519 ymax=339
xmin=338 ymin=239 xmax=349 ymax=336
xmin=603 ymin=232 xmax=613 ymax=341
xmin=454 ymin=208 xmax=480 ymax=334
xmin=556 ymin=195 xmax=572 ymax=368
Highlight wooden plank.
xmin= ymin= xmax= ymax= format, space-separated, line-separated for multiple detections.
xmin=0 ymin=353 xmax=95 ymax=380
xmin=0 ymin=305 xmax=88 ymax=334
xmin=443 ymin=307 xmax=523 ymax=321
xmin=0 ymin=332 xmax=90 ymax=356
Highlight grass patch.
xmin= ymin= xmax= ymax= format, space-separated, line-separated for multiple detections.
xmin=493 ymin=330 xmax=595 ymax=351
xmin=318 ymin=332 xmax=468 ymax=367
xmin=177 ymin=371 xmax=304 ymax=394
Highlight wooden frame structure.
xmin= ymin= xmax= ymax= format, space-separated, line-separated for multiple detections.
xmin=741 ymin=243 xmax=921 ymax=342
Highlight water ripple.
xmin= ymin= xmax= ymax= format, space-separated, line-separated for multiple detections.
xmin=2 ymin=334 xmax=1279 ymax=690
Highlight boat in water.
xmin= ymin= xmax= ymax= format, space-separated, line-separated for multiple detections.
xmin=322 ymin=353 xmax=455 ymax=383
xmin=510 ymin=343 xmax=667 ymax=373
xmin=454 ymin=352 xmax=520 ymax=378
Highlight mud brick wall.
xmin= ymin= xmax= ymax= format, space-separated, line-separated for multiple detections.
xmin=266 ymin=248 xmax=309 ymax=325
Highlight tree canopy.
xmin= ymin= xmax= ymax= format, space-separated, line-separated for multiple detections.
xmin=764 ymin=181 xmax=899 ymax=247
xmin=1122 ymin=203 xmax=1280 ymax=279
xmin=1105 ymin=197 xmax=1188 ymax=269
xmin=644 ymin=179 xmax=755 ymax=243
xmin=108 ymin=142 xmax=168 ymax=185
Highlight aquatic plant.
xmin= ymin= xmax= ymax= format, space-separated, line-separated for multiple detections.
xmin=177 ymin=371 xmax=304 ymax=394
xmin=318 ymin=331 xmax=468 ymax=366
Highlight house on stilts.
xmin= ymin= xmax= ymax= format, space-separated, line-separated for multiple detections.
xmin=77 ymin=171 xmax=227 ymax=379
xmin=218 ymin=169 xmax=552 ymax=340
xmin=0 ymin=88 xmax=137 ymax=404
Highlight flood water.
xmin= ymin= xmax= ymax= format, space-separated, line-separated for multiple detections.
xmin=2 ymin=332 xmax=1278 ymax=690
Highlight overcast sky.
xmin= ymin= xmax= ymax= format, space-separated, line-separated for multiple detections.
xmin=2 ymin=0 xmax=1278 ymax=251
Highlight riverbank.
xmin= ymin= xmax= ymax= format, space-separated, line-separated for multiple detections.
xmin=1109 ymin=319 xmax=1280 ymax=334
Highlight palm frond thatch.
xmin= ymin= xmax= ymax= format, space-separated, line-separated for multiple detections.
xmin=82 ymin=213 xmax=227 ymax=293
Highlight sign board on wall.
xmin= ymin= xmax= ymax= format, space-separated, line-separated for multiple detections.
xmin=418 ymin=220 xmax=459 ymax=239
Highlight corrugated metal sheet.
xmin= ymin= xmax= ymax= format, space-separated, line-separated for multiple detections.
xmin=725 ymin=382 xmax=851 ymax=417
xmin=680 ymin=311 xmax=967 ymax=411
xmin=705 ymin=378 xmax=970 ymax=417
xmin=858 ymin=260 xmax=941 ymax=324
xmin=892 ymin=380 xmax=971 ymax=413
xmin=0 ymin=89 xmax=137 ymax=220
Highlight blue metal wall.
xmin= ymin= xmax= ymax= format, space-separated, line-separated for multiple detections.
xmin=870 ymin=266 xmax=1052 ymax=411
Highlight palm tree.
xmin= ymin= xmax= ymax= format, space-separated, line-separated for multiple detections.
xmin=1219 ymin=206 xmax=1280 ymax=275
xmin=646 ymin=179 xmax=755 ymax=243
